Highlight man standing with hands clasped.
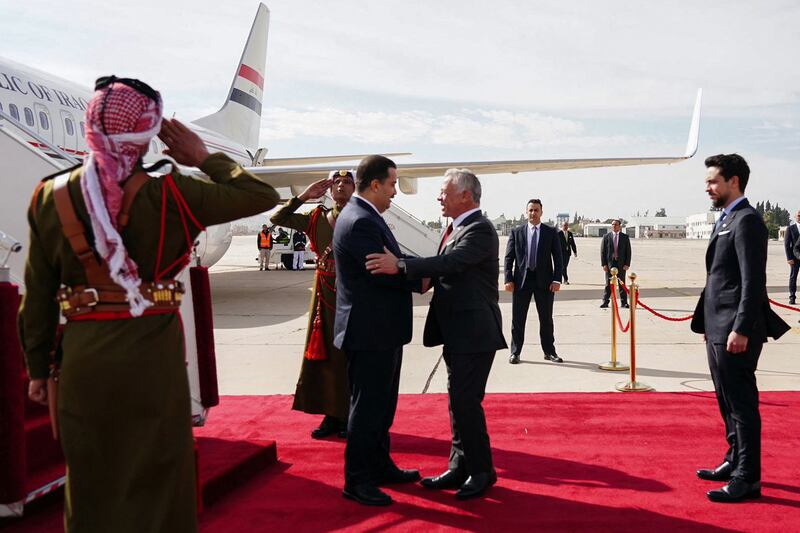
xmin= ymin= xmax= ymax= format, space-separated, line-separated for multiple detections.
xmin=505 ymin=199 xmax=563 ymax=365
xmin=600 ymin=219 xmax=631 ymax=308
xmin=368 ymin=168 xmax=506 ymax=500
xmin=691 ymin=154 xmax=789 ymax=503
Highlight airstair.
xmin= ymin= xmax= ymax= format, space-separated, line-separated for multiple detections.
xmin=384 ymin=202 xmax=441 ymax=257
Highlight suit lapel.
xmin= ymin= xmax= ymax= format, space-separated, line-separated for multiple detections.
xmin=354 ymin=197 xmax=401 ymax=255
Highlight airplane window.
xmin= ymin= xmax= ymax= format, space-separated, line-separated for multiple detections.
xmin=65 ymin=118 xmax=75 ymax=136
xmin=24 ymin=107 xmax=34 ymax=127
xmin=39 ymin=112 xmax=50 ymax=130
xmin=9 ymin=104 xmax=19 ymax=121
xmin=79 ymin=121 xmax=85 ymax=137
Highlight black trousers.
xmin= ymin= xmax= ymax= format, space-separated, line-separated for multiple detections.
xmin=510 ymin=273 xmax=555 ymax=356
xmin=562 ymin=254 xmax=571 ymax=282
xmin=444 ymin=351 xmax=495 ymax=476
xmin=789 ymin=261 xmax=799 ymax=298
xmin=602 ymin=260 xmax=628 ymax=305
xmin=706 ymin=340 xmax=763 ymax=482
xmin=344 ymin=347 xmax=402 ymax=486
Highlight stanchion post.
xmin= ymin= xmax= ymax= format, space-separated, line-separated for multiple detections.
xmin=599 ymin=267 xmax=629 ymax=371
xmin=616 ymin=272 xmax=653 ymax=392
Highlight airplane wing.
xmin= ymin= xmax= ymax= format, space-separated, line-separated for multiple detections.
xmin=244 ymin=89 xmax=702 ymax=194
xmin=259 ymin=152 xmax=411 ymax=166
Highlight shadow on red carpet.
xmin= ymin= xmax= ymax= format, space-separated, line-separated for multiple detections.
xmin=3 ymin=392 xmax=799 ymax=532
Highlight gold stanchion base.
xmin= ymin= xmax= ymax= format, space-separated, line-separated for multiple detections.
xmin=598 ymin=361 xmax=629 ymax=371
xmin=615 ymin=380 xmax=654 ymax=392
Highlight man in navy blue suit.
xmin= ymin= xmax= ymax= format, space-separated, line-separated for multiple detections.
xmin=505 ymin=199 xmax=564 ymax=364
xmin=332 ymin=155 xmax=421 ymax=506
xmin=691 ymin=154 xmax=789 ymax=503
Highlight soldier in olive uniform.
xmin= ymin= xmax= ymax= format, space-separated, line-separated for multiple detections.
xmin=271 ymin=171 xmax=355 ymax=439
xmin=19 ymin=78 xmax=279 ymax=532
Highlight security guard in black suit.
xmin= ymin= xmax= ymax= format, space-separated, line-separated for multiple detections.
xmin=691 ymin=154 xmax=790 ymax=503
xmin=600 ymin=219 xmax=631 ymax=308
xmin=784 ymin=210 xmax=800 ymax=304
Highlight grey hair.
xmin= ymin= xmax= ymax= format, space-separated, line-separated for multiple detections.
xmin=444 ymin=168 xmax=481 ymax=203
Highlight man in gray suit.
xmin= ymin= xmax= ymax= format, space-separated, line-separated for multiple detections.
xmin=691 ymin=154 xmax=790 ymax=503
xmin=367 ymin=168 xmax=506 ymax=500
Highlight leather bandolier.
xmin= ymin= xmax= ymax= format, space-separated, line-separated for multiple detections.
xmin=51 ymin=170 xmax=184 ymax=320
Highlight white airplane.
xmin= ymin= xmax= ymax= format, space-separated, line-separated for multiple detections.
xmin=0 ymin=2 xmax=702 ymax=285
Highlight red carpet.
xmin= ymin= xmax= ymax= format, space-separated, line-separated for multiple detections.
xmin=4 ymin=392 xmax=800 ymax=532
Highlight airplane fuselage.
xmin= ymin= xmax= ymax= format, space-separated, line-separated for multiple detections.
xmin=0 ymin=57 xmax=253 ymax=167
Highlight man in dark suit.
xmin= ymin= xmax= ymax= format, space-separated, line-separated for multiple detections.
xmin=600 ymin=219 xmax=631 ymax=308
xmin=505 ymin=199 xmax=563 ymax=364
xmin=691 ymin=154 xmax=790 ymax=503
xmin=784 ymin=209 xmax=800 ymax=304
xmin=560 ymin=221 xmax=578 ymax=284
xmin=333 ymin=155 xmax=421 ymax=506
xmin=367 ymin=169 xmax=507 ymax=500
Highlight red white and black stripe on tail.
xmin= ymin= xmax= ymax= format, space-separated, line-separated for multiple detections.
xmin=192 ymin=3 xmax=269 ymax=153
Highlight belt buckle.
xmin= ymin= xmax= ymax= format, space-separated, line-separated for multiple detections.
xmin=83 ymin=288 xmax=99 ymax=307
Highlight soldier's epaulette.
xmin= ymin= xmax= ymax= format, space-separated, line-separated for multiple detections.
xmin=31 ymin=163 xmax=81 ymax=217
xmin=40 ymin=163 xmax=81 ymax=183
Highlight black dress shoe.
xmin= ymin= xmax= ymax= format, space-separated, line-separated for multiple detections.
xmin=311 ymin=416 xmax=342 ymax=440
xmin=456 ymin=470 xmax=497 ymax=500
xmin=420 ymin=469 xmax=467 ymax=490
xmin=707 ymin=478 xmax=761 ymax=503
xmin=600 ymin=302 xmax=609 ymax=308
xmin=621 ymin=302 xmax=630 ymax=308
xmin=379 ymin=468 xmax=421 ymax=485
xmin=509 ymin=354 xmax=520 ymax=364
xmin=343 ymin=483 xmax=393 ymax=506
xmin=696 ymin=461 xmax=733 ymax=481
xmin=790 ymin=297 xmax=797 ymax=305
xmin=544 ymin=353 xmax=563 ymax=363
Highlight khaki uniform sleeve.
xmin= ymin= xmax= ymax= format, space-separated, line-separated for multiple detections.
xmin=17 ymin=187 xmax=61 ymax=380
xmin=172 ymin=153 xmax=280 ymax=227
xmin=269 ymin=197 xmax=312 ymax=232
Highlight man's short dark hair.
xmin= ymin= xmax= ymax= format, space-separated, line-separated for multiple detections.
xmin=705 ymin=153 xmax=750 ymax=192
xmin=356 ymin=155 xmax=396 ymax=193
xmin=527 ymin=198 xmax=542 ymax=208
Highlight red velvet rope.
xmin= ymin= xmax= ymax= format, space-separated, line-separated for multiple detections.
xmin=611 ymin=284 xmax=631 ymax=332
xmin=617 ymin=281 xmax=694 ymax=322
xmin=769 ymin=298 xmax=800 ymax=312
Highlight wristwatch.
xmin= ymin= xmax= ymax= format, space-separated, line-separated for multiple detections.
xmin=397 ymin=258 xmax=407 ymax=273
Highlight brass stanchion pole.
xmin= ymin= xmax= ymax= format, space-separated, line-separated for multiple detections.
xmin=616 ymin=272 xmax=653 ymax=392
xmin=599 ymin=267 xmax=628 ymax=371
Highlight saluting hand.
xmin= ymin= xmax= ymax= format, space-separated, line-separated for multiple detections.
xmin=299 ymin=178 xmax=334 ymax=202
xmin=158 ymin=118 xmax=210 ymax=168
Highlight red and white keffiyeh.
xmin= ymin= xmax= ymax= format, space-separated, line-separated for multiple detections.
xmin=81 ymin=82 xmax=163 ymax=316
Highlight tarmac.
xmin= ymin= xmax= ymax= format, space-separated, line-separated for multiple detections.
xmin=209 ymin=236 xmax=800 ymax=396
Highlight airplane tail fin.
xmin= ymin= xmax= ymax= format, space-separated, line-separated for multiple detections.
xmin=192 ymin=3 xmax=269 ymax=153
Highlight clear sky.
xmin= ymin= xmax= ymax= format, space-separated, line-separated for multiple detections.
xmin=2 ymin=0 xmax=798 ymax=222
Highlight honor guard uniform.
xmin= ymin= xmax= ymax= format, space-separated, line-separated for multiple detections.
xmin=270 ymin=170 xmax=355 ymax=439
xmin=18 ymin=77 xmax=279 ymax=532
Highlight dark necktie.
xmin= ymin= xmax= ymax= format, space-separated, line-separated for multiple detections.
xmin=528 ymin=225 xmax=538 ymax=268
xmin=438 ymin=223 xmax=453 ymax=254
xmin=714 ymin=212 xmax=727 ymax=233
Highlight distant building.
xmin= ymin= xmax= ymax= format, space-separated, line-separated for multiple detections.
xmin=686 ymin=211 xmax=722 ymax=239
xmin=556 ymin=213 xmax=570 ymax=226
xmin=491 ymin=214 xmax=514 ymax=236
xmin=626 ymin=216 xmax=686 ymax=239
xmin=584 ymin=223 xmax=613 ymax=237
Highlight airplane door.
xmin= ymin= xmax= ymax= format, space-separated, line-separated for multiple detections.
xmin=33 ymin=103 xmax=54 ymax=144
xmin=59 ymin=110 xmax=78 ymax=151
